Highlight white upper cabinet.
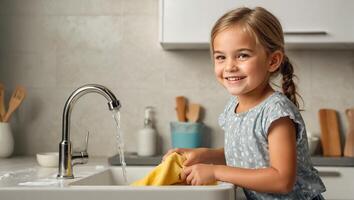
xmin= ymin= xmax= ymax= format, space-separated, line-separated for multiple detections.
xmin=159 ymin=0 xmax=354 ymax=50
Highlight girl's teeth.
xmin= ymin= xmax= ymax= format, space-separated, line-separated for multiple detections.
xmin=227 ymin=77 xmax=243 ymax=81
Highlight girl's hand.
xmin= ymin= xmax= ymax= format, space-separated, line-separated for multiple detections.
xmin=182 ymin=164 xmax=217 ymax=185
xmin=162 ymin=148 xmax=209 ymax=166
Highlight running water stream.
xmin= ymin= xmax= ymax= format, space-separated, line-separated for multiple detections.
xmin=112 ymin=110 xmax=127 ymax=183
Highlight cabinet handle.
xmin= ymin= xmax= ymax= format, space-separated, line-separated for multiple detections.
xmin=284 ymin=31 xmax=327 ymax=35
xmin=317 ymin=171 xmax=341 ymax=177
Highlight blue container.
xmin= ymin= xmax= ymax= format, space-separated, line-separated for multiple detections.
xmin=170 ymin=122 xmax=202 ymax=148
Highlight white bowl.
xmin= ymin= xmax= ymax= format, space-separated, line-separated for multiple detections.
xmin=308 ymin=137 xmax=319 ymax=155
xmin=36 ymin=152 xmax=59 ymax=167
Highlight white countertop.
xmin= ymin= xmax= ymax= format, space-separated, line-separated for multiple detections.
xmin=0 ymin=156 xmax=111 ymax=188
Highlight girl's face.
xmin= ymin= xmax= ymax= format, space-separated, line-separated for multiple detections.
xmin=213 ymin=26 xmax=277 ymax=97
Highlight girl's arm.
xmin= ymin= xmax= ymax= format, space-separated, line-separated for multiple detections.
xmin=214 ymin=117 xmax=297 ymax=193
xmin=203 ymin=148 xmax=226 ymax=165
xmin=163 ymin=147 xmax=226 ymax=166
xmin=183 ymin=117 xmax=296 ymax=194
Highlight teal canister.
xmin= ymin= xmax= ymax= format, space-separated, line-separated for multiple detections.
xmin=170 ymin=122 xmax=202 ymax=148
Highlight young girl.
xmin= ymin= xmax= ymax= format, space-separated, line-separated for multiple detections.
xmin=164 ymin=7 xmax=326 ymax=200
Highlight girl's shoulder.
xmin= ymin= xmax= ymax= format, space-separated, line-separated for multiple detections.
xmin=261 ymin=91 xmax=302 ymax=121
xmin=262 ymin=91 xmax=298 ymax=112
xmin=261 ymin=91 xmax=305 ymax=139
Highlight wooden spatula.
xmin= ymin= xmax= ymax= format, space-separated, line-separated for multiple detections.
xmin=344 ymin=108 xmax=354 ymax=157
xmin=3 ymin=86 xmax=26 ymax=122
xmin=186 ymin=103 xmax=200 ymax=123
xmin=318 ymin=109 xmax=342 ymax=157
xmin=175 ymin=96 xmax=186 ymax=122
xmin=0 ymin=83 xmax=5 ymax=121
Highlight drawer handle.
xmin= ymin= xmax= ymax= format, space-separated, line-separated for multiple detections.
xmin=284 ymin=31 xmax=327 ymax=35
xmin=317 ymin=171 xmax=341 ymax=177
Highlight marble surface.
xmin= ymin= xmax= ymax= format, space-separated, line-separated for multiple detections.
xmin=0 ymin=156 xmax=110 ymax=188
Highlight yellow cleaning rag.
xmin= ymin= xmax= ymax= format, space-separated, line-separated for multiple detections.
xmin=131 ymin=152 xmax=186 ymax=186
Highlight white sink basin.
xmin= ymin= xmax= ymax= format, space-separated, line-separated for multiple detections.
xmin=70 ymin=166 xmax=152 ymax=186
xmin=0 ymin=163 xmax=236 ymax=200
xmin=69 ymin=166 xmax=235 ymax=200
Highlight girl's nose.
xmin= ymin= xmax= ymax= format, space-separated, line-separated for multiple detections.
xmin=225 ymin=59 xmax=238 ymax=72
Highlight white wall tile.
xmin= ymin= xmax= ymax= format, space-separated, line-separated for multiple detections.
xmin=1 ymin=0 xmax=354 ymax=156
xmin=0 ymin=0 xmax=123 ymax=16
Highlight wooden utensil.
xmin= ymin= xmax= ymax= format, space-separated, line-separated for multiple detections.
xmin=3 ymin=86 xmax=26 ymax=122
xmin=318 ymin=109 xmax=342 ymax=157
xmin=186 ymin=103 xmax=200 ymax=123
xmin=175 ymin=96 xmax=186 ymax=122
xmin=0 ymin=83 xmax=5 ymax=121
xmin=344 ymin=108 xmax=354 ymax=157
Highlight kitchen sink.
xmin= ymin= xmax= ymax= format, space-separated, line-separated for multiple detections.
xmin=0 ymin=164 xmax=235 ymax=200
xmin=69 ymin=166 xmax=152 ymax=186
xmin=68 ymin=166 xmax=235 ymax=200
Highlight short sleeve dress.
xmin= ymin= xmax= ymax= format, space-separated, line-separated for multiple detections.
xmin=218 ymin=91 xmax=326 ymax=200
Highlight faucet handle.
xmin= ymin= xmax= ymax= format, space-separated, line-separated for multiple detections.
xmin=84 ymin=131 xmax=89 ymax=152
xmin=72 ymin=131 xmax=89 ymax=166
xmin=72 ymin=151 xmax=89 ymax=165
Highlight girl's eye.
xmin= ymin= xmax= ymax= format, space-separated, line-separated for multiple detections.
xmin=215 ymin=55 xmax=225 ymax=61
xmin=238 ymin=53 xmax=249 ymax=60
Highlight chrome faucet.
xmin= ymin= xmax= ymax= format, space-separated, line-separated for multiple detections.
xmin=57 ymin=84 xmax=121 ymax=179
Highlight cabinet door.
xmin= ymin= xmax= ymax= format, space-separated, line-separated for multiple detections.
xmin=247 ymin=0 xmax=354 ymax=47
xmin=160 ymin=0 xmax=354 ymax=49
xmin=316 ymin=167 xmax=354 ymax=200
xmin=160 ymin=0 xmax=226 ymax=49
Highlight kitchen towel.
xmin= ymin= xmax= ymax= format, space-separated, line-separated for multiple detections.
xmin=131 ymin=152 xmax=186 ymax=186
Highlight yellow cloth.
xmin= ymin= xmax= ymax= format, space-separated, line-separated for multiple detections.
xmin=131 ymin=152 xmax=186 ymax=186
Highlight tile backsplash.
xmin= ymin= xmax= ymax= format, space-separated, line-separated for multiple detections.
xmin=0 ymin=0 xmax=354 ymax=156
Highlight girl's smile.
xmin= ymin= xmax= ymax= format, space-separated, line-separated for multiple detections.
xmin=223 ymin=75 xmax=247 ymax=88
xmin=224 ymin=76 xmax=246 ymax=82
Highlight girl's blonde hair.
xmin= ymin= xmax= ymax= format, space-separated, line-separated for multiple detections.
xmin=210 ymin=7 xmax=300 ymax=108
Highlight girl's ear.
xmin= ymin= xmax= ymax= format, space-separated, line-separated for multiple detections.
xmin=268 ymin=50 xmax=283 ymax=72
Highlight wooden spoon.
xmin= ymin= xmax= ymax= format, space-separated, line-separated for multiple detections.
xmin=344 ymin=108 xmax=354 ymax=157
xmin=175 ymin=96 xmax=186 ymax=122
xmin=0 ymin=83 xmax=5 ymax=121
xmin=186 ymin=103 xmax=200 ymax=123
xmin=3 ymin=86 xmax=26 ymax=122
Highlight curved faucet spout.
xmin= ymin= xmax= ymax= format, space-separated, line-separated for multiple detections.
xmin=62 ymin=84 xmax=120 ymax=141
xmin=58 ymin=84 xmax=121 ymax=179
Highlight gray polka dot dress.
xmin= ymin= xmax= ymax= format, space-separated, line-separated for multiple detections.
xmin=219 ymin=92 xmax=326 ymax=200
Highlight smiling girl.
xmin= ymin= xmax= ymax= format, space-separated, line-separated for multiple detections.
xmin=164 ymin=7 xmax=326 ymax=200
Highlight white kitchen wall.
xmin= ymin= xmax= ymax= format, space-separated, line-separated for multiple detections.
xmin=0 ymin=0 xmax=353 ymax=156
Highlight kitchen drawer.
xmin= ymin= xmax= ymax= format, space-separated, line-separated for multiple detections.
xmin=316 ymin=166 xmax=354 ymax=200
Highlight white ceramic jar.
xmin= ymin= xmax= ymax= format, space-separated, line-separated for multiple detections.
xmin=0 ymin=122 xmax=14 ymax=158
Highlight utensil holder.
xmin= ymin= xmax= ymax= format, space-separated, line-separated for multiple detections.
xmin=170 ymin=122 xmax=203 ymax=148
xmin=0 ymin=122 xmax=14 ymax=158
